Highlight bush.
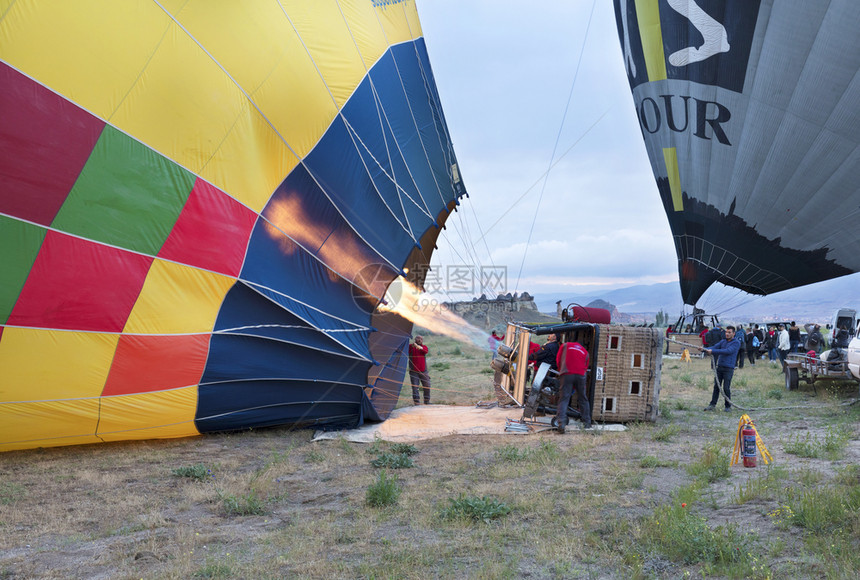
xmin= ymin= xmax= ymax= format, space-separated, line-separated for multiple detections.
xmin=645 ymin=504 xmax=756 ymax=568
xmin=366 ymin=471 xmax=401 ymax=507
xmin=687 ymin=442 xmax=730 ymax=483
xmin=370 ymin=452 xmax=414 ymax=469
xmin=653 ymin=424 xmax=682 ymax=442
xmin=171 ymin=464 xmax=211 ymax=481
xmin=218 ymin=490 xmax=265 ymax=516
xmin=441 ymin=495 xmax=511 ymax=523
xmin=389 ymin=443 xmax=419 ymax=456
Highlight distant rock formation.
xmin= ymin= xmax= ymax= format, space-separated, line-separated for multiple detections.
xmin=444 ymin=292 xmax=558 ymax=329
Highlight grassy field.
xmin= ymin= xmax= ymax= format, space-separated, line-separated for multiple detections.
xmin=1 ymin=332 xmax=859 ymax=579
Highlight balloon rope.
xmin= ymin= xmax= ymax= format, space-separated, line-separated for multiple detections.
xmin=514 ymin=0 xmax=598 ymax=293
xmin=666 ymin=336 xmax=859 ymax=411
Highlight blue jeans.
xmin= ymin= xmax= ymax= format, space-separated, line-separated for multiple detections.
xmin=710 ymin=366 xmax=734 ymax=408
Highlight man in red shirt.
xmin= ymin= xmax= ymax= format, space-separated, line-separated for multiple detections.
xmin=555 ymin=341 xmax=591 ymax=432
xmin=409 ymin=335 xmax=430 ymax=405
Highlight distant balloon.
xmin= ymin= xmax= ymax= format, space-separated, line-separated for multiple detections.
xmin=0 ymin=1 xmax=465 ymax=451
xmin=614 ymin=0 xmax=860 ymax=305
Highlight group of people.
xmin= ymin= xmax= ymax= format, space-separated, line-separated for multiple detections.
xmin=700 ymin=320 xmax=827 ymax=412
xmin=413 ymin=329 xmax=592 ymax=432
xmin=524 ymin=332 xmax=591 ymax=432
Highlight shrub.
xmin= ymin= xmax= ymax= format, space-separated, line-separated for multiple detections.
xmin=441 ymin=495 xmax=511 ymax=523
xmin=639 ymin=455 xmax=675 ymax=468
xmin=389 ymin=443 xmax=419 ymax=456
xmin=218 ymin=490 xmax=265 ymax=516
xmin=644 ymin=503 xmax=756 ymax=568
xmin=171 ymin=464 xmax=210 ymax=480
xmin=653 ymin=424 xmax=682 ymax=442
xmin=431 ymin=362 xmax=450 ymax=371
xmin=783 ymin=432 xmax=820 ymax=458
xmin=370 ymin=452 xmax=414 ymax=469
xmin=687 ymin=441 xmax=730 ymax=483
xmin=366 ymin=471 xmax=401 ymax=507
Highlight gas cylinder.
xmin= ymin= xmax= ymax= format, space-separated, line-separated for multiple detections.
xmin=742 ymin=423 xmax=757 ymax=468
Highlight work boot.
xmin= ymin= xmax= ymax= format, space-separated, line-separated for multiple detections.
xmin=581 ymin=400 xmax=592 ymax=429
xmin=556 ymin=418 xmax=566 ymax=434
xmin=703 ymin=404 xmax=716 ymax=411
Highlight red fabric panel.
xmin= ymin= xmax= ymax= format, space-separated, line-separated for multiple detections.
xmin=102 ymin=333 xmax=209 ymax=396
xmin=158 ymin=178 xmax=257 ymax=277
xmin=7 ymin=231 xmax=152 ymax=332
xmin=0 ymin=62 xmax=105 ymax=226
xmin=572 ymin=306 xmax=611 ymax=324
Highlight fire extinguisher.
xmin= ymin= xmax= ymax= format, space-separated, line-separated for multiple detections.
xmin=742 ymin=423 xmax=757 ymax=468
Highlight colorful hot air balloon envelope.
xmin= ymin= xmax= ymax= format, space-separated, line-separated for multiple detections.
xmin=0 ymin=1 xmax=465 ymax=452
xmin=613 ymin=0 xmax=860 ymax=305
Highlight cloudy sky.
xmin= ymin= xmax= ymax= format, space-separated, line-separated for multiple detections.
xmin=415 ymin=1 xmax=680 ymax=300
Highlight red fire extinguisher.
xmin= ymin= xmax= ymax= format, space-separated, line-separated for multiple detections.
xmin=742 ymin=423 xmax=757 ymax=468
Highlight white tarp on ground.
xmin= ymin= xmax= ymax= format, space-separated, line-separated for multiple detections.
xmin=312 ymin=405 xmax=626 ymax=443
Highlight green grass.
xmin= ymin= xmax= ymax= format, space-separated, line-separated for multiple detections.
xmin=366 ymin=471 xmax=401 ymax=508
xmin=171 ymin=464 xmax=211 ymax=480
xmin=440 ymin=495 xmax=512 ymax=524
xmin=642 ymin=500 xmax=761 ymax=574
xmin=653 ymin=423 xmax=682 ymax=442
xmin=370 ymin=452 xmax=415 ymax=469
xmin=494 ymin=440 xmax=560 ymax=464
xmin=783 ymin=425 xmax=851 ymax=459
xmin=0 ymin=482 xmax=26 ymax=506
xmin=389 ymin=443 xmax=419 ymax=456
xmin=686 ymin=441 xmax=731 ymax=483
xmin=735 ymin=464 xmax=790 ymax=504
xmin=217 ymin=490 xmax=266 ymax=516
xmin=639 ymin=455 xmax=676 ymax=468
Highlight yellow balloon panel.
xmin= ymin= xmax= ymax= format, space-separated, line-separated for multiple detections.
xmin=123 ymin=259 xmax=236 ymax=335
xmin=375 ymin=1 xmax=422 ymax=46
xmin=0 ymin=0 xmax=170 ymax=120
xmin=0 ymin=327 xmax=118 ymax=402
xmin=97 ymin=387 xmax=200 ymax=443
xmin=281 ymin=0 xmax=366 ymax=108
xmin=339 ymin=2 xmax=391 ymax=71
xmin=109 ymin=22 xmax=247 ymax=175
xmin=0 ymin=399 xmax=103 ymax=452
xmin=198 ymin=95 xmax=301 ymax=213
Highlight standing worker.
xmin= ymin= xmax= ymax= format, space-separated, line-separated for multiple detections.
xmin=554 ymin=340 xmax=591 ymax=432
xmin=777 ymin=324 xmax=790 ymax=369
xmin=788 ymin=321 xmax=801 ymax=353
xmin=408 ymin=335 xmax=430 ymax=405
xmin=703 ymin=325 xmax=741 ymax=412
xmin=736 ymin=325 xmax=747 ymax=368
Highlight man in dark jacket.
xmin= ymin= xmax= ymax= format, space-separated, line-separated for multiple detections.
xmin=735 ymin=325 xmax=747 ymax=368
xmin=703 ymin=326 xmax=741 ymax=412
xmin=529 ymin=333 xmax=560 ymax=370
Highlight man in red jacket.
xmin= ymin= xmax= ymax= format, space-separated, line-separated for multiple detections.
xmin=409 ymin=335 xmax=430 ymax=405
xmin=555 ymin=341 xmax=591 ymax=432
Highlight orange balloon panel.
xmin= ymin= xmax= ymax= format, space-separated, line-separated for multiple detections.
xmin=102 ymin=334 xmax=210 ymax=396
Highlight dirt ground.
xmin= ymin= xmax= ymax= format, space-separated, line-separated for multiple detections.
xmin=1 ymin=342 xmax=858 ymax=579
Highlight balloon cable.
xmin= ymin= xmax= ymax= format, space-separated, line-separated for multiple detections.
xmin=514 ymin=0 xmax=598 ymax=293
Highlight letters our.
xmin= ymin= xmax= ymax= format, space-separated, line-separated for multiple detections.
xmin=637 ymin=94 xmax=732 ymax=145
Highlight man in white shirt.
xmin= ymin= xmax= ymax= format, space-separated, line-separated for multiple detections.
xmin=777 ymin=324 xmax=791 ymax=369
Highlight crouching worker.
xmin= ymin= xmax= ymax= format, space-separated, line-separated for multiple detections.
xmin=555 ymin=340 xmax=591 ymax=432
